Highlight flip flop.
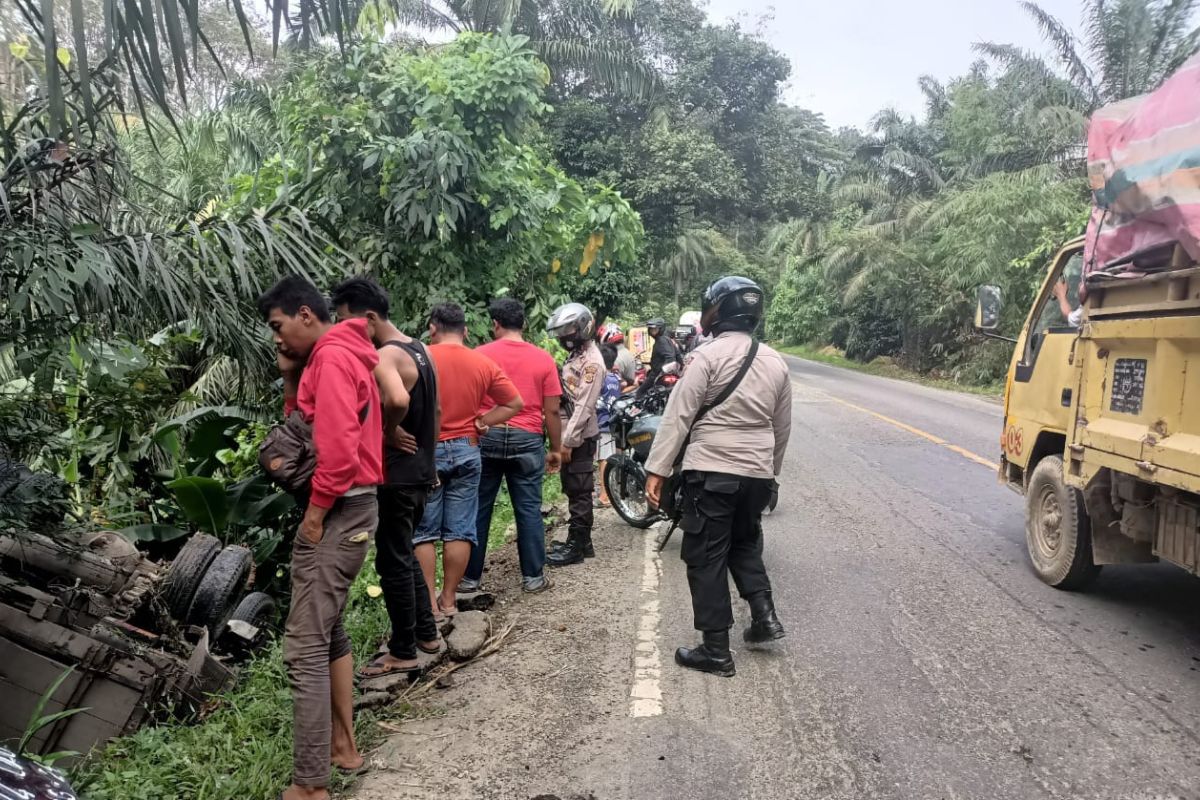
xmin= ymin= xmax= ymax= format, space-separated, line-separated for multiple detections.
xmin=417 ymin=637 xmax=444 ymax=655
xmin=356 ymin=655 xmax=418 ymax=680
xmin=437 ymin=599 xmax=458 ymax=618
xmin=333 ymin=760 xmax=370 ymax=777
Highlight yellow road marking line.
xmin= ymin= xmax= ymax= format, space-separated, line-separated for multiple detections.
xmin=800 ymin=384 xmax=1000 ymax=470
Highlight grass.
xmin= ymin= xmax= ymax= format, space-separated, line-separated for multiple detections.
xmin=778 ymin=344 xmax=1004 ymax=398
xmin=73 ymin=475 xmax=565 ymax=799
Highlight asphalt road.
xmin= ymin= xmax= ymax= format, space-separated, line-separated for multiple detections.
xmin=599 ymin=356 xmax=1200 ymax=800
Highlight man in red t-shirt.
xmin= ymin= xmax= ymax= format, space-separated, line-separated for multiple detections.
xmin=416 ymin=303 xmax=522 ymax=618
xmin=462 ymin=298 xmax=563 ymax=594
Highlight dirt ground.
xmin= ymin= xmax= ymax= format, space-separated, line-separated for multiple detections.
xmin=350 ymin=510 xmax=650 ymax=800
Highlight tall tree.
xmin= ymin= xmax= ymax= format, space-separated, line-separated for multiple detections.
xmin=977 ymin=0 xmax=1200 ymax=116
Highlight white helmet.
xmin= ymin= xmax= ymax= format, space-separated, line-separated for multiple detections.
xmin=547 ymin=302 xmax=595 ymax=350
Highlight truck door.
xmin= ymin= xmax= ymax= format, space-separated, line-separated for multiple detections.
xmin=1004 ymin=246 xmax=1083 ymax=474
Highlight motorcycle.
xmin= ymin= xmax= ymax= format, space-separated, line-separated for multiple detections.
xmin=601 ymin=383 xmax=780 ymax=537
xmin=601 ymin=387 xmax=671 ymax=529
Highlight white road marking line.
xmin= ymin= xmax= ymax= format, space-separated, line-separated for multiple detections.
xmin=629 ymin=527 xmax=664 ymax=717
xmin=793 ymin=380 xmax=1001 ymax=471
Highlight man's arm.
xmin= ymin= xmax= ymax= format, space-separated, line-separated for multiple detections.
xmin=477 ymin=370 xmax=523 ymax=429
xmin=374 ymin=353 xmax=410 ymax=433
xmin=279 ymin=352 xmax=303 ymax=414
xmin=1052 ymin=280 xmax=1074 ymax=321
xmin=544 ymin=395 xmax=563 ymax=471
xmin=644 ymin=354 xmax=709 ymax=478
xmin=771 ymin=370 xmax=792 ymax=476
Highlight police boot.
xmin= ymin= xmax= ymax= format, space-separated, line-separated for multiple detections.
xmin=547 ymin=532 xmax=591 ymax=567
xmin=743 ymin=591 xmax=785 ymax=643
xmin=548 ymin=532 xmax=594 ymax=560
xmin=674 ymin=630 xmax=735 ymax=677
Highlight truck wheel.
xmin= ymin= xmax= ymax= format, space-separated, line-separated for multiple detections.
xmin=160 ymin=533 xmax=221 ymax=620
xmin=221 ymin=591 xmax=278 ymax=658
xmin=1025 ymin=456 xmax=1101 ymax=590
xmin=187 ymin=545 xmax=254 ymax=635
xmin=231 ymin=591 xmax=276 ymax=629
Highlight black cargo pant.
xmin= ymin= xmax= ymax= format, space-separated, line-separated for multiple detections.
xmin=679 ymin=470 xmax=773 ymax=631
xmin=561 ymin=436 xmax=599 ymax=541
xmin=376 ymin=485 xmax=440 ymax=659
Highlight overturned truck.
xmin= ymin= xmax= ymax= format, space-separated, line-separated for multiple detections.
xmin=0 ymin=460 xmax=275 ymax=760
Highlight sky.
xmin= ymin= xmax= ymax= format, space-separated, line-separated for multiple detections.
xmin=703 ymin=0 xmax=1086 ymax=130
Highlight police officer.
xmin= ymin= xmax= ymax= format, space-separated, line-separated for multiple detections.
xmin=636 ymin=317 xmax=680 ymax=398
xmin=546 ymin=303 xmax=605 ymax=567
xmin=645 ymin=277 xmax=793 ymax=677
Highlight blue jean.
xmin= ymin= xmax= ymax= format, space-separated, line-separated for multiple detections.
xmin=414 ymin=438 xmax=482 ymax=544
xmin=467 ymin=427 xmax=546 ymax=581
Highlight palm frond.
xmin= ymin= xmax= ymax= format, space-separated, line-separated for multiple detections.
xmin=533 ymin=37 xmax=660 ymax=100
xmin=1018 ymin=1 xmax=1100 ymax=107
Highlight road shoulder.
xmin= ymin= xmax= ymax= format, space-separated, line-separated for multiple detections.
xmin=351 ymin=514 xmax=647 ymax=800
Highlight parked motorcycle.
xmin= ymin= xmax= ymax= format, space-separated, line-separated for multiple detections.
xmin=602 ymin=387 xmax=671 ymax=529
xmin=602 ymin=384 xmax=780 ymax=534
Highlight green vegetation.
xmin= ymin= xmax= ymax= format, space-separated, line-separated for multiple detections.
xmin=777 ymin=345 xmax=1004 ymax=398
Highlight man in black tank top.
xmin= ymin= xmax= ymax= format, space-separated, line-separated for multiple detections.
xmin=332 ymin=278 xmax=444 ymax=677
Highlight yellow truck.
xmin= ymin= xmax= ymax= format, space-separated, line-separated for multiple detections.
xmin=975 ymin=237 xmax=1200 ymax=589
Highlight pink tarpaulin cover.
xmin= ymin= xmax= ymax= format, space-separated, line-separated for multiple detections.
xmin=1084 ymin=52 xmax=1200 ymax=274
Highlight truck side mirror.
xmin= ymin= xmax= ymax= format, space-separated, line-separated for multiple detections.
xmin=975 ymin=285 xmax=1002 ymax=332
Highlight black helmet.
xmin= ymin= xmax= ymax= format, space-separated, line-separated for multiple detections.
xmin=701 ymin=276 xmax=764 ymax=333
xmin=644 ymin=317 xmax=667 ymax=335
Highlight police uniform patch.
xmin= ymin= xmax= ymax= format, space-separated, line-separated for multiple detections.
xmin=583 ymin=364 xmax=599 ymax=384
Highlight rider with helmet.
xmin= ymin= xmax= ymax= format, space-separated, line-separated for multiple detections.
xmin=545 ymin=302 xmax=606 ymax=567
xmin=637 ymin=317 xmax=681 ymax=398
xmin=600 ymin=323 xmax=637 ymax=387
xmin=644 ymin=276 xmax=793 ymax=678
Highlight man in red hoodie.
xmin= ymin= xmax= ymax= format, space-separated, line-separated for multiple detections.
xmin=258 ymin=276 xmax=384 ymax=800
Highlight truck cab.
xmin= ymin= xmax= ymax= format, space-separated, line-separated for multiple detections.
xmin=978 ymin=238 xmax=1200 ymax=589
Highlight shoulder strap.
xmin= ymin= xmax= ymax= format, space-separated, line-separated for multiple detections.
xmin=672 ymin=338 xmax=759 ymax=467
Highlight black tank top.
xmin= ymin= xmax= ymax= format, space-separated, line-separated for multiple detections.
xmin=382 ymin=339 xmax=437 ymax=487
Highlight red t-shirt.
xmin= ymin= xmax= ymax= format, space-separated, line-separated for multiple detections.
xmin=475 ymin=339 xmax=562 ymax=435
xmin=428 ymin=342 xmax=520 ymax=441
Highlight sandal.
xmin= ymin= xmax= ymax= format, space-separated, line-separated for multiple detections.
xmin=356 ymin=654 xmax=418 ymax=679
xmin=333 ymin=760 xmax=370 ymax=777
xmin=437 ymin=598 xmax=458 ymax=618
xmin=417 ymin=637 xmax=444 ymax=655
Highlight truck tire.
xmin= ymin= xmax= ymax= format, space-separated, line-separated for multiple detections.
xmin=220 ymin=591 xmax=278 ymax=658
xmin=160 ymin=534 xmax=221 ymax=620
xmin=187 ymin=545 xmax=253 ymax=635
xmin=1025 ymin=456 xmax=1101 ymax=590
xmin=230 ymin=591 xmax=277 ymax=631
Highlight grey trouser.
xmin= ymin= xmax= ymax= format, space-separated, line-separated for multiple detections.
xmin=284 ymin=493 xmax=377 ymax=787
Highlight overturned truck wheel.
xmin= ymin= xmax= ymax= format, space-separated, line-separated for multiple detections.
xmin=219 ymin=591 xmax=278 ymax=658
xmin=160 ymin=534 xmax=221 ymax=621
xmin=187 ymin=545 xmax=254 ymax=636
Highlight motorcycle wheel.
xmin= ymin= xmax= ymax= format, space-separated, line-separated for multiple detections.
xmin=604 ymin=462 xmax=658 ymax=529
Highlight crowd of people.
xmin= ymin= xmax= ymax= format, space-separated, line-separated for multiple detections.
xmin=255 ymin=273 xmax=793 ymax=800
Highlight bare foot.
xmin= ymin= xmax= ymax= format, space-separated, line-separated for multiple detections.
xmin=332 ymin=751 xmax=365 ymax=771
xmin=282 ymin=784 xmax=329 ymax=800
xmin=438 ymin=596 xmax=458 ymax=616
